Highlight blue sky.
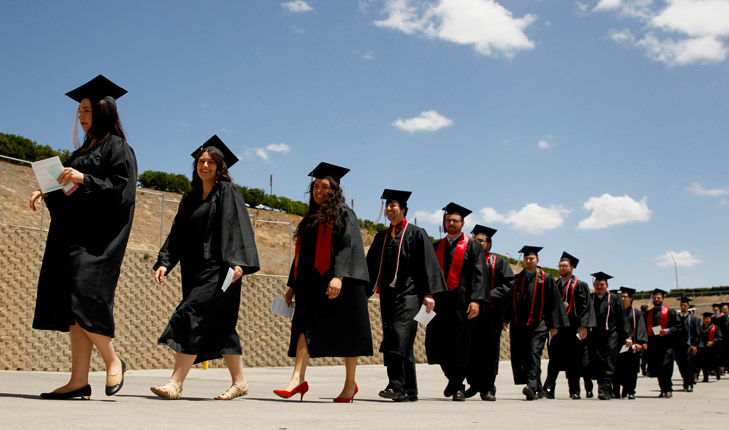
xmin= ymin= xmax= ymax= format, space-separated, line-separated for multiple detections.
xmin=1 ymin=0 xmax=728 ymax=292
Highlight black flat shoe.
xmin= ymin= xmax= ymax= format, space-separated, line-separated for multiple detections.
xmin=570 ymin=393 xmax=581 ymax=400
xmin=627 ymin=394 xmax=635 ymax=400
xmin=481 ymin=391 xmax=496 ymax=401
xmin=105 ymin=358 xmax=126 ymax=396
xmin=452 ymin=390 xmax=466 ymax=401
xmin=41 ymin=385 xmax=91 ymax=400
xmin=522 ymin=386 xmax=535 ymax=401
xmin=379 ymin=388 xmax=405 ymax=401
xmin=585 ymin=391 xmax=594 ymax=398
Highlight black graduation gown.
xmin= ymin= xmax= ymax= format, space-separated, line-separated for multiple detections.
xmin=366 ymin=223 xmax=446 ymax=357
xmin=505 ymin=268 xmax=568 ymax=386
xmin=548 ymin=276 xmax=596 ymax=371
xmin=614 ymin=306 xmax=648 ymax=395
xmin=698 ymin=322 xmax=723 ymax=375
xmin=154 ymin=182 xmax=260 ymax=364
xmin=33 ymin=135 xmax=137 ymax=337
xmin=588 ymin=292 xmax=630 ymax=384
xmin=467 ymin=252 xmax=515 ymax=389
xmin=646 ymin=305 xmax=679 ymax=380
xmin=425 ymin=235 xmax=486 ymax=367
xmin=287 ymin=205 xmax=373 ymax=358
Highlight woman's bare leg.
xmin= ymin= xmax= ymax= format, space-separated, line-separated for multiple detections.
xmin=283 ymin=333 xmax=309 ymax=390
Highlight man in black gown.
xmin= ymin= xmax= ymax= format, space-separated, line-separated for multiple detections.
xmin=645 ymin=288 xmax=679 ymax=398
xmin=542 ymin=252 xmax=596 ymax=400
xmin=674 ymin=297 xmax=700 ymax=392
xmin=366 ymin=189 xmax=447 ymax=402
xmin=719 ymin=303 xmax=729 ymax=375
xmin=612 ymin=287 xmax=647 ymax=399
xmin=505 ymin=246 xmax=568 ymax=400
xmin=698 ymin=311 xmax=723 ymax=382
xmin=587 ymin=273 xmax=631 ymax=400
xmin=426 ymin=203 xmax=486 ymax=401
xmin=464 ymin=225 xmax=515 ymax=401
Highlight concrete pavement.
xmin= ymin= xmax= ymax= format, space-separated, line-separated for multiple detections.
xmin=1 ymin=361 xmax=727 ymax=429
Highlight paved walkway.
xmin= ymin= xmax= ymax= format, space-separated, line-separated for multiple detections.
xmin=1 ymin=361 xmax=727 ymax=429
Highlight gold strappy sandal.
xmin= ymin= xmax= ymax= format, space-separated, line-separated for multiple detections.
xmin=215 ymin=382 xmax=249 ymax=400
xmin=150 ymin=383 xmax=182 ymax=400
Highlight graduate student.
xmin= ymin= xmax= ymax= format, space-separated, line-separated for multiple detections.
xmin=646 ymin=288 xmax=679 ymax=398
xmin=586 ymin=273 xmax=631 ymax=400
xmin=464 ymin=225 xmax=515 ymax=401
xmin=276 ymin=163 xmax=373 ymax=403
xmin=674 ymin=297 xmax=700 ymax=392
xmin=30 ymin=75 xmax=136 ymax=400
xmin=366 ymin=189 xmax=447 ymax=402
xmin=542 ymin=252 xmax=596 ymax=400
xmin=426 ymin=203 xmax=486 ymax=401
xmin=505 ymin=246 xmax=568 ymax=400
xmin=612 ymin=287 xmax=647 ymax=399
xmin=150 ymin=136 xmax=260 ymax=400
xmin=698 ymin=311 xmax=723 ymax=382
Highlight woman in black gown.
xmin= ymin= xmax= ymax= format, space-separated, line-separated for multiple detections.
xmin=30 ymin=75 xmax=137 ymax=399
xmin=151 ymin=136 xmax=259 ymax=400
xmin=274 ymin=162 xmax=372 ymax=402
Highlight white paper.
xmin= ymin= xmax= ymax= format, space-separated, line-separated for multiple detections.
xmin=413 ymin=305 xmax=436 ymax=326
xmin=619 ymin=344 xmax=632 ymax=354
xmin=576 ymin=332 xmax=582 ymax=341
xmin=271 ymin=297 xmax=294 ymax=318
xmin=221 ymin=267 xmax=235 ymax=292
xmin=30 ymin=156 xmax=76 ymax=194
xmin=652 ymin=326 xmax=662 ymax=335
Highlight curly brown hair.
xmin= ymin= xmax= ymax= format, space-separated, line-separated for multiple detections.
xmin=296 ymin=179 xmax=345 ymax=237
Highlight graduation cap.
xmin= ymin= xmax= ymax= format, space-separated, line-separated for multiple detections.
xmin=591 ymin=271 xmax=613 ymax=281
xmin=381 ymin=189 xmax=411 ymax=207
xmin=519 ymin=246 xmax=542 ymax=257
xmin=712 ymin=303 xmax=722 ymax=308
xmin=471 ymin=224 xmax=496 ymax=239
xmin=66 ymin=75 xmax=127 ymax=104
xmin=191 ymin=135 xmax=239 ymax=168
xmin=560 ymin=251 xmax=579 ymax=268
xmin=652 ymin=288 xmax=668 ymax=297
xmin=679 ymin=297 xmax=693 ymax=304
xmin=703 ymin=312 xmax=713 ymax=318
xmin=722 ymin=302 xmax=729 ymax=308
xmin=442 ymin=202 xmax=472 ymax=218
xmin=619 ymin=286 xmax=636 ymax=297
xmin=308 ymin=162 xmax=349 ymax=184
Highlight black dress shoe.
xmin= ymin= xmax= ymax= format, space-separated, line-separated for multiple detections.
xmin=464 ymin=386 xmax=479 ymax=398
xmin=406 ymin=394 xmax=418 ymax=402
xmin=41 ymin=385 xmax=91 ymax=400
xmin=481 ymin=391 xmax=496 ymax=401
xmin=627 ymin=394 xmax=635 ymax=400
xmin=570 ymin=393 xmax=581 ymax=399
xmin=443 ymin=385 xmax=454 ymax=398
xmin=686 ymin=385 xmax=693 ymax=392
xmin=585 ymin=391 xmax=594 ymax=398
xmin=598 ymin=392 xmax=610 ymax=400
xmin=658 ymin=392 xmax=664 ymax=398
xmin=543 ymin=387 xmax=555 ymax=399
xmin=522 ymin=386 xmax=535 ymax=401
xmin=452 ymin=390 xmax=466 ymax=401
xmin=105 ymin=359 xmax=126 ymax=396
xmin=379 ymin=388 xmax=405 ymax=401
xmin=664 ymin=391 xmax=672 ymax=398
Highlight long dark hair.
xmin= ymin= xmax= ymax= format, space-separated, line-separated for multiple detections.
xmin=81 ymin=97 xmax=125 ymax=153
xmin=296 ymin=178 xmax=345 ymax=237
xmin=190 ymin=147 xmax=232 ymax=191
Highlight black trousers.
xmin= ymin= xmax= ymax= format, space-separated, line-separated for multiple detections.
xmin=510 ymin=321 xmax=548 ymax=393
xmin=675 ymin=344 xmax=696 ymax=388
xmin=384 ymin=352 xmax=418 ymax=395
xmin=466 ymin=306 xmax=504 ymax=394
xmin=613 ymin=350 xmax=640 ymax=396
xmin=698 ymin=347 xmax=720 ymax=381
xmin=543 ymin=327 xmax=586 ymax=395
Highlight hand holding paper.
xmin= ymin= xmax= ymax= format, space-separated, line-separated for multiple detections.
xmin=413 ymin=305 xmax=436 ymax=326
xmin=271 ymin=297 xmax=294 ymax=318
xmin=31 ymin=157 xmax=77 ymax=195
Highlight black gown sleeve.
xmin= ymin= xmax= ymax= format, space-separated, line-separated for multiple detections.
xmin=217 ymin=183 xmax=260 ymax=274
xmin=365 ymin=231 xmax=387 ymax=298
xmin=154 ymin=193 xmax=190 ymax=273
xmin=467 ymin=240 xmax=487 ymax=303
xmin=634 ymin=310 xmax=649 ymax=345
xmin=614 ymin=294 xmax=630 ymax=341
xmin=413 ymin=227 xmax=448 ymax=297
xmin=488 ymin=256 xmax=515 ymax=304
xmin=576 ymin=281 xmax=598 ymax=328
xmin=545 ymin=275 xmax=569 ymax=329
xmin=332 ymin=205 xmax=369 ymax=283
xmin=81 ymin=138 xmax=137 ymax=205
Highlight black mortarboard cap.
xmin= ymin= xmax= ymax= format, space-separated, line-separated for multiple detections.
xmin=442 ymin=202 xmax=472 ymax=218
xmin=703 ymin=312 xmax=713 ymax=318
xmin=652 ymin=288 xmax=668 ymax=297
xmin=519 ymin=246 xmax=542 ymax=257
xmin=66 ymin=75 xmax=127 ymax=104
xmin=722 ymin=302 xmax=729 ymax=308
xmin=712 ymin=303 xmax=722 ymax=308
xmin=591 ymin=271 xmax=613 ymax=281
xmin=619 ymin=286 xmax=636 ymax=297
xmin=381 ymin=189 xmax=411 ymax=207
xmin=560 ymin=251 xmax=579 ymax=268
xmin=471 ymin=224 xmax=497 ymax=238
xmin=191 ymin=135 xmax=239 ymax=168
xmin=679 ymin=297 xmax=693 ymax=304
xmin=308 ymin=162 xmax=349 ymax=184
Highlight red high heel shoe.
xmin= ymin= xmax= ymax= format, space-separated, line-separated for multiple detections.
xmin=273 ymin=381 xmax=309 ymax=401
xmin=333 ymin=383 xmax=358 ymax=403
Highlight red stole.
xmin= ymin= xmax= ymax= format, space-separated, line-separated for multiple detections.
xmin=513 ymin=268 xmax=545 ymax=326
xmin=293 ymin=223 xmax=332 ymax=280
xmin=374 ymin=219 xmax=408 ymax=294
xmin=647 ymin=305 xmax=668 ymax=336
xmin=562 ymin=277 xmax=578 ymax=316
xmin=709 ymin=324 xmax=716 ymax=342
xmin=436 ymin=233 xmax=469 ymax=291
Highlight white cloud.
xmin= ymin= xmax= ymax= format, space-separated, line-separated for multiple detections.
xmin=656 ymin=250 xmax=703 ymax=268
xmin=720 ymin=198 xmax=729 ymax=206
xmin=373 ymin=0 xmax=537 ymax=58
xmin=266 ymin=143 xmax=291 ymax=153
xmin=575 ymin=2 xmax=589 ymax=13
xmin=392 ymin=110 xmax=453 ymax=132
xmin=577 ymin=193 xmax=652 ymax=230
xmin=593 ymin=0 xmax=729 ymax=66
xmin=247 ymin=143 xmax=292 ymax=162
xmin=255 ymin=148 xmax=269 ymax=161
xmin=413 ymin=209 xmax=446 ymax=226
xmin=537 ymin=139 xmax=552 ymax=149
xmin=479 ymin=204 xmax=570 ymax=234
xmin=281 ymin=0 xmax=313 ymax=13
xmin=686 ymin=182 xmax=729 ymax=196
xmin=354 ymin=49 xmax=375 ymax=60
